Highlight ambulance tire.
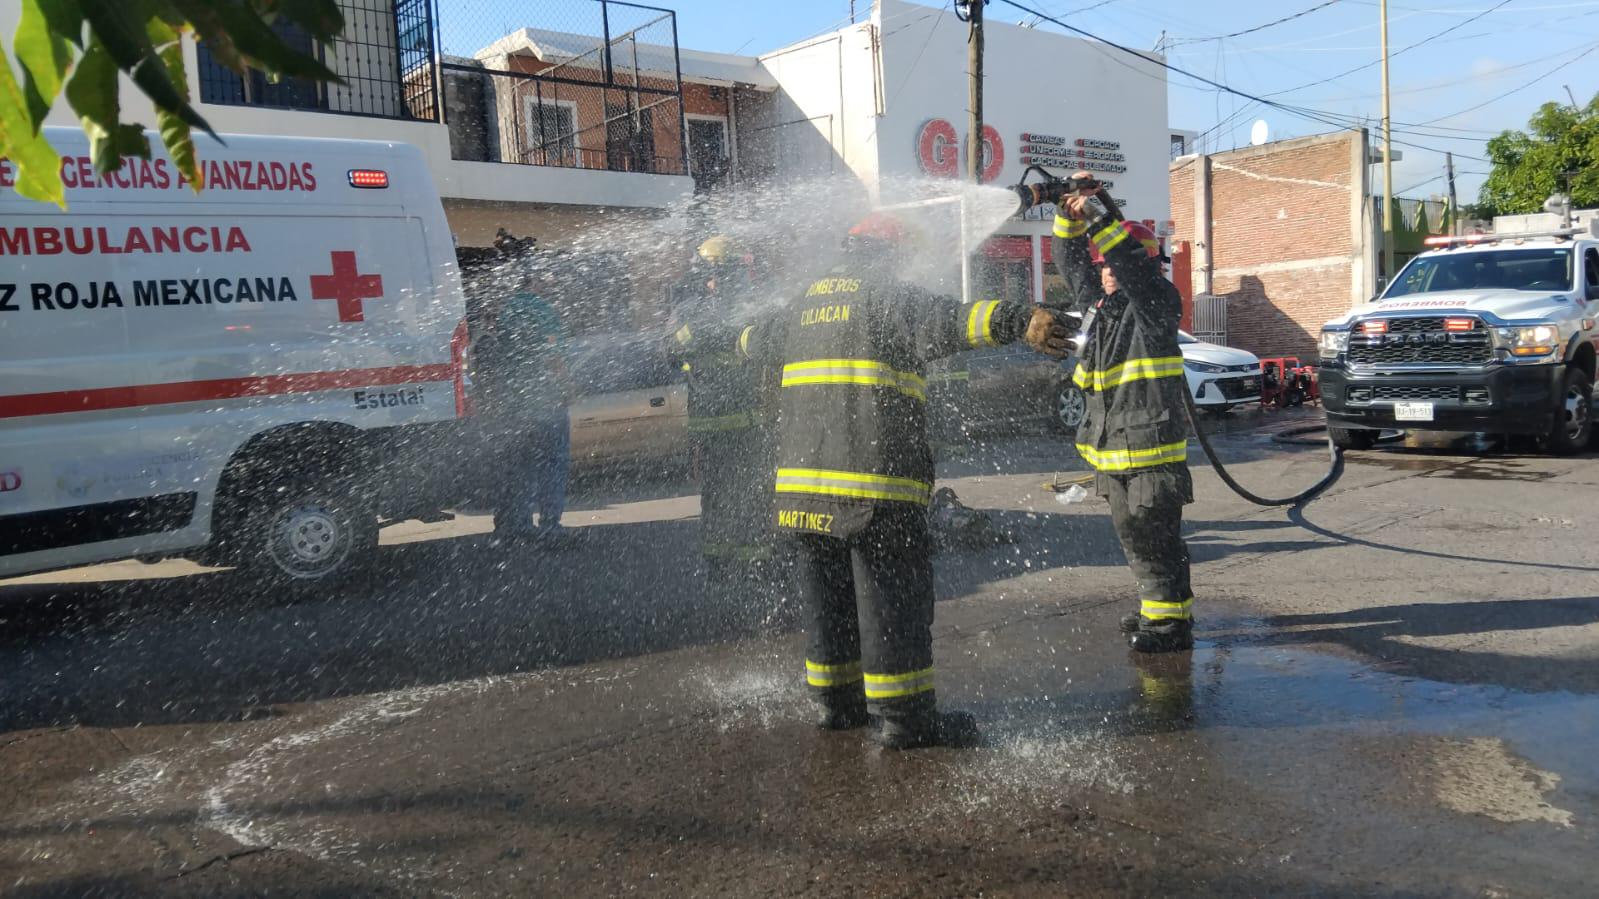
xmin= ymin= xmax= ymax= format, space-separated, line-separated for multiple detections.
xmin=220 ymin=452 xmax=376 ymax=595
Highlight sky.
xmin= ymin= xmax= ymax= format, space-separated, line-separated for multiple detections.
xmin=446 ymin=0 xmax=1599 ymax=205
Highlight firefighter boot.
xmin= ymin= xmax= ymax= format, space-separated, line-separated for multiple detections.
xmin=873 ymin=701 xmax=981 ymax=750
xmin=1122 ymin=611 xmax=1197 ymax=633
xmin=812 ymin=688 xmax=870 ymax=731
xmin=1128 ymin=618 xmax=1195 ymax=654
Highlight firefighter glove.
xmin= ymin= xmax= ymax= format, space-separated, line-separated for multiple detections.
xmin=1025 ymin=307 xmax=1074 ymax=358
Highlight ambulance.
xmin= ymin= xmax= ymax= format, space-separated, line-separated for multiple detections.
xmin=1 ymin=128 xmax=472 ymax=589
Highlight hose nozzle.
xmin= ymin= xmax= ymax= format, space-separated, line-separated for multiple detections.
xmin=1010 ymin=168 xmax=1103 ymax=214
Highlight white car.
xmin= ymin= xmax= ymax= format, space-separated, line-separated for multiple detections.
xmin=1179 ymin=331 xmax=1262 ymax=411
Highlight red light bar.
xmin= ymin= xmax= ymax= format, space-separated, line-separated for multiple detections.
xmin=1443 ymin=317 xmax=1474 ymax=332
xmin=347 ymin=169 xmax=389 ymax=188
xmin=1361 ymin=320 xmax=1388 ymax=335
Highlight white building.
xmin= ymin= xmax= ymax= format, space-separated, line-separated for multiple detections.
xmin=756 ymin=0 xmax=1172 ymax=303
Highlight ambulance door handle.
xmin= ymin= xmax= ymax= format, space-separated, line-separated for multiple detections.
xmin=649 ymin=396 xmax=667 ymax=408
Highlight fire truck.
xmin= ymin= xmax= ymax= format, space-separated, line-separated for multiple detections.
xmin=1318 ymin=220 xmax=1599 ymax=454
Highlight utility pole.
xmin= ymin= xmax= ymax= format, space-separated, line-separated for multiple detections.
xmin=1379 ymin=0 xmax=1395 ymax=280
xmin=967 ymin=0 xmax=985 ymax=183
xmin=1445 ymin=152 xmax=1458 ymax=236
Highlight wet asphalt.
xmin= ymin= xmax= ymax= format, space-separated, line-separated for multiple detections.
xmin=3 ymin=411 xmax=1599 ymax=897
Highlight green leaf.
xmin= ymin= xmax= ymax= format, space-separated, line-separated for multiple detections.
xmin=0 ymin=52 xmax=66 ymax=206
xmin=164 ymin=0 xmax=246 ymax=71
xmin=15 ymin=0 xmax=75 ymax=129
xmin=262 ymin=0 xmax=346 ymax=41
xmin=78 ymin=0 xmax=215 ymax=139
xmin=185 ymin=0 xmax=340 ymax=82
xmin=64 ymin=37 xmax=152 ymax=174
xmin=35 ymin=0 xmax=85 ymax=49
xmin=147 ymin=13 xmax=200 ymax=191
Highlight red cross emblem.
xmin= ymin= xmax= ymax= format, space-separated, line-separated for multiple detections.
xmin=310 ymin=251 xmax=384 ymax=322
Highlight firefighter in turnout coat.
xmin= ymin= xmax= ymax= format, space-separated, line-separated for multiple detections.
xmin=1052 ymin=177 xmax=1196 ymax=653
xmin=735 ymin=212 xmax=1074 ymax=748
xmin=668 ymin=236 xmax=777 ymax=598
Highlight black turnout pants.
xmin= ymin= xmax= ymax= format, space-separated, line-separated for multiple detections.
xmin=1100 ymin=464 xmax=1195 ymax=626
xmin=792 ymin=505 xmax=936 ymax=722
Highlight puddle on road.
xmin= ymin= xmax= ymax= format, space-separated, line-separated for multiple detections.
xmin=688 ymin=632 xmax=1596 ymax=830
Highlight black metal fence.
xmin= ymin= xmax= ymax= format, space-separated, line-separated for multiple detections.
xmin=197 ymin=0 xmax=441 ymax=121
xmin=438 ymin=0 xmax=687 ymax=175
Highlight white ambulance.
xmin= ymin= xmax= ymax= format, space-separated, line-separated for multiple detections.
xmin=1 ymin=128 xmax=472 ymax=589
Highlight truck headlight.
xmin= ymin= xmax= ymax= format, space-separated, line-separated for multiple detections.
xmin=1497 ymin=324 xmax=1561 ymax=357
xmin=1319 ymin=330 xmax=1349 ymax=359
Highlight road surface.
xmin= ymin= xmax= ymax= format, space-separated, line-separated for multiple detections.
xmin=4 ymin=414 xmax=1597 ymax=896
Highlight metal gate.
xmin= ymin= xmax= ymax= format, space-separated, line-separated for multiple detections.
xmin=1192 ymin=294 xmax=1227 ymax=344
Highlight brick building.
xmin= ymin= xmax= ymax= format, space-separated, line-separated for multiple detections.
xmin=1170 ymin=130 xmax=1378 ymax=359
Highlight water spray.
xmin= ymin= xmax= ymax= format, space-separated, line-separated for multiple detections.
xmin=1009 ymin=167 xmax=1347 ymax=508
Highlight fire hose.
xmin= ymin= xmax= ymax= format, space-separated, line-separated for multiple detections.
xmin=1011 ymin=167 xmax=1347 ymax=507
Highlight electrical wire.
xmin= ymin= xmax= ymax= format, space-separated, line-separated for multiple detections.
xmin=1164 ymin=0 xmax=1345 ymax=47
xmin=1410 ymin=42 xmax=1599 ymax=124
xmin=1259 ymin=0 xmax=1516 ymax=98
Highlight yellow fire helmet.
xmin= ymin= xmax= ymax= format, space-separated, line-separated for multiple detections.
xmin=696 ymin=235 xmax=736 ymax=265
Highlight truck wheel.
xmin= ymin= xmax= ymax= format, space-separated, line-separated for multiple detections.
xmin=234 ymin=463 xmax=375 ymax=594
xmin=1543 ymin=367 xmax=1593 ymax=456
xmin=1051 ymin=381 xmax=1087 ymax=434
xmin=1329 ymin=426 xmax=1378 ymax=451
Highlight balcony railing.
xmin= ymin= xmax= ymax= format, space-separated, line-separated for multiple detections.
xmin=197 ymin=0 xmax=441 ymax=122
xmin=440 ymin=1 xmax=689 ymax=177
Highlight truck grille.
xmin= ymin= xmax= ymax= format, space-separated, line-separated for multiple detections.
xmin=1346 ymin=317 xmax=1491 ymax=366
xmin=1348 ymin=385 xmax=1459 ymax=403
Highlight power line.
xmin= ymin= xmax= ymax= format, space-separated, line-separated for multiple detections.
xmin=1411 ymin=41 xmax=1599 ymax=124
xmin=1165 ymin=0 xmax=1345 ymax=47
xmin=992 ymin=0 xmax=1504 ymax=163
xmin=1260 ymin=0 xmax=1516 ymax=98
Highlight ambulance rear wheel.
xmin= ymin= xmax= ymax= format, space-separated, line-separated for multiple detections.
xmin=237 ymin=467 xmax=375 ymax=593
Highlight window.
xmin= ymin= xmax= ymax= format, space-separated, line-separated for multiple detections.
xmin=687 ymin=116 xmax=730 ymax=189
xmin=1383 ymin=248 xmax=1574 ymax=298
xmin=525 ymin=98 xmax=578 ymax=167
xmin=197 ymin=22 xmax=325 ymax=110
xmin=1585 ymin=248 xmax=1598 ymax=289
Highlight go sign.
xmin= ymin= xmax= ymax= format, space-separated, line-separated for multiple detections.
xmin=916 ymin=118 xmax=1005 ymax=183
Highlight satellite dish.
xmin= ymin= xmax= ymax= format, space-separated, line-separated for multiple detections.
xmin=1249 ymin=119 xmax=1270 ymax=146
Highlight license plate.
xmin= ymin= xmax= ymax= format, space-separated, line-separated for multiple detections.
xmin=1394 ymin=401 xmax=1434 ymax=421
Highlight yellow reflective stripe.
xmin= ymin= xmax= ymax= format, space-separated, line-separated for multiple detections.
xmin=687 ymin=412 xmax=755 ymax=433
xmin=807 ymin=658 xmax=864 ymax=687
xmin=1053 ymin=215 xmax=1087 ymax=239
xmin=738 ymin=325 xmax=753 ymax=359
xmin=966 ymin=300 xmax=1000 ymax=348
xmin=775 ymin=467 xmax=932 ymax=505
xmin=675 ymin=324 xmax=694 ymax=346
xmin=781 ymin=359 xmax=926 ymax=402
xmin=864 ymin=667 xmax=935 ymax=699
xmin=1093 ymin=222 xmax=1130 ymax=254
xmin=1075 ymin=440 xmax=1189 ymax=472
xmin=1075 ymin=356 xmax=1185 ymax=391
xmin=1141 ymin=598 xmax=1193 ymax=621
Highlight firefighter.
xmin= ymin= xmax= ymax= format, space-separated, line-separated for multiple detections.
xmin=668 ymin=236 xmax=777 ymax=600
xmin=1050 ymin=175 xmax=1195 ymax=653
xmin=735 ymin=212 xmax=1074 ymax=749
